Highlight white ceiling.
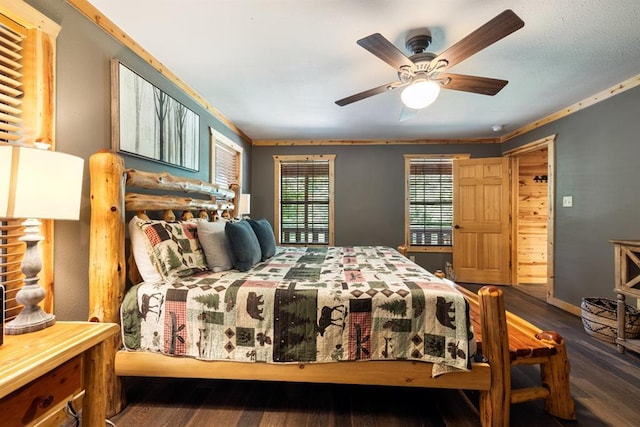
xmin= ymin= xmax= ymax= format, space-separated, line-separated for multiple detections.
xmin=87 ymin=0 xmax=640 ymax=141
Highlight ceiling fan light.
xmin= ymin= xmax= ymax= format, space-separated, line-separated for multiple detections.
xmin=401 ymin=80 xmax=441 ymax=109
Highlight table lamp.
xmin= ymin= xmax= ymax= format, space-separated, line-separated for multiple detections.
xmin=239 ymin=193 xmax=251 ymax=219
xmin=0 ymin=145 xmax=84 ymax=335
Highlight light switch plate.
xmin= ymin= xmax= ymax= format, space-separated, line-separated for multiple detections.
xmin=562 ymin=196 xmax=573 ymax=207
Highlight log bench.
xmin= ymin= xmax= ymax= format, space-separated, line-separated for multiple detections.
xmin=455 ymin=284 xmax=576 ymax=420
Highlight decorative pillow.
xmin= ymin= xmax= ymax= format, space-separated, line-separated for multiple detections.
xmin=131 ymin=216 xmax=208 ymax=280
xmin=225 ymin=220 xmax=262 ymax=272
xmin=248 ymin=218 xmax=277 ymax=261
xmin=128 ymin=216 xmax=162 ymax=283
xmin=197 ymin=220 xmax=233 ymax=272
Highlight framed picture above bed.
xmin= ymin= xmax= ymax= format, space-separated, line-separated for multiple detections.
xmin=111 ymin=59 xmax=200 ymax=171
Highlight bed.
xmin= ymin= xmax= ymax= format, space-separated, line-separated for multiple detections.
xmin=88 ymin=150 xmax=574 ymax=426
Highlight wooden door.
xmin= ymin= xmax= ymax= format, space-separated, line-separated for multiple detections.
xmin=453 ymin=157 xmax=510 ymax=284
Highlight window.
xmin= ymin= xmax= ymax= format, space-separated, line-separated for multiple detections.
xmin=210 ymin=128 xmax=243 ymax=190
xmin=1 ymin=6 xmax=59 ymax=321
xmin=274 ymin=155 xmax=335 ymax=245
xmin=405 ymin=155 xmax=468 ymax=251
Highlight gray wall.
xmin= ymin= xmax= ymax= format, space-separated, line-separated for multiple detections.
xmin=27 ymin=0 xmax=251 ymax=321
xmin=503 ymin=85 xmax=640 ymax=306
xmin=251 ymin=144 xmax=501 ymax=272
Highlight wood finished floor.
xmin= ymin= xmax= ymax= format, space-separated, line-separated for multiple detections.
xmin=109 ymin=284 xmax=640 ymax=427
xmin=513 ymin=282 xmax=548 ymax=302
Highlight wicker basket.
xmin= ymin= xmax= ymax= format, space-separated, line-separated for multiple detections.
xmin=581 ymin=297 xmax=640 ymax=343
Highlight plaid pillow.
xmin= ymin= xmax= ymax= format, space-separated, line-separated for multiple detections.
xmin=133 ymin=217 xmax=208 ymax=280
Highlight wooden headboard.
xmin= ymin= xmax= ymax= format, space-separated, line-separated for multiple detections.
xmin=88 ymin=150 xmax=238 ymax=325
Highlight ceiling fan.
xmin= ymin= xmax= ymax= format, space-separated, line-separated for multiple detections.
xmin=335 ymin=10 xmax=525 ymax=110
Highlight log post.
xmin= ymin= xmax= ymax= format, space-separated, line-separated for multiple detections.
xmin=478 ymin=286 xmax=511 ymax=427
xmin=83 ymin=338 xmax=108 ymax=426
xmin=229 ymin=183 xmax=241 ymax=218
xmin=89 ymin=150 xmax=127 ymax=415
xmin=536 ymin=331 xmax=576 ymax=420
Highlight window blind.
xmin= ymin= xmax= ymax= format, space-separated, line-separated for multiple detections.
xmin=408 ymin=158 xmax=453 ymax=246
xmin=0 ymin=221 xmax=24 ymax=322
xmin=214 ymin=141 xmax=239 ymax=189
xmin=0 ymin=16 xmax=24 ymax=143
xmin=279 ymin=160 xmax=330 ymax=245
xmin=0 ymin=15 xmax=26 ymax=322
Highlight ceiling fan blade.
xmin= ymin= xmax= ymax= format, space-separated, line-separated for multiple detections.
xmin=357 ymin=33 xmax=415 ymax=70
xmin=430 ymin=10 xmax=524 ymax=72
xmin=438 ymin=73 xmax=508 ymax=95
xmin=399 ymin=106 xmax=419 ymax=122
xmin=335 ymin=81 xmax=405 ymax=106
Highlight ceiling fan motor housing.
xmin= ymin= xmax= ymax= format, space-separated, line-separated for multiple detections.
xmin=406 ymin=34 xmax=432 ymax=54
xmin=398 ymin=51 xmax=437 ymax=83
xmin=402 ymin=34 xmax=438 ymax=81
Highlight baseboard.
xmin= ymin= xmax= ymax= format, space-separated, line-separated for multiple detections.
xmin=547 ymin=296 xmax=581 ymax=316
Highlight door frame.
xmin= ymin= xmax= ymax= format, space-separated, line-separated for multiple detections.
xmin=504 ymin=134 xmax=556 ymax=303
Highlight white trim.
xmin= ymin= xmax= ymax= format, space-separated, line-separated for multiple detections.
xmin=210 ymin=127 xmax=243 ymax=154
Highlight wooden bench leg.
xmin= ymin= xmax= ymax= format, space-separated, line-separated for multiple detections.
xmin=479 ymin=376 xmax=511 ymax=427
xmin=536 ymin=331 xmax=576 ymax=420
xmin=478 ymin=286 xmax=511 ymax=427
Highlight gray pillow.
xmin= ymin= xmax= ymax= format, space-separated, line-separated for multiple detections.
xmin=225 ymin=220 xmax=262 ymax=271
xmin=248 ymin=218 xmax=277 ymax=261
xmin=197 ymin=220 xmax=233 ymax=272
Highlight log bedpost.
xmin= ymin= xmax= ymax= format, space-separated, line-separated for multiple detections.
xmin=478 ymin=286 xmax=511 ymax=427
xmin=536 ymin=331 xmax=576 ymax=420
xmin=230 ymin=183 xmax=241 ymax=218
xmin=89 ymin=150 xmax=127 ymax=415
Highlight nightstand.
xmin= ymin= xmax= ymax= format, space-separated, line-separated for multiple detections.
xmin=0 ymin=321 xmax=119 ymax=426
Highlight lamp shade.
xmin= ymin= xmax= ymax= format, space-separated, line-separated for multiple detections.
xmin=239 ymin=193 xmax=251 ymax=216
xmin=0 ymin=145 xmax=84 ymax=220
xmin=401 ymin=80 xmax=441 ymax=110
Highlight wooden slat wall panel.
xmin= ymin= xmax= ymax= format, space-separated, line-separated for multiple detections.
xmin=516 ymin=148 xmax=548 ymax=284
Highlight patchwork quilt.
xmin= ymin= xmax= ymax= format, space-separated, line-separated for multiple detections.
xmin=121 ymin=246 xmax=476 ymax=373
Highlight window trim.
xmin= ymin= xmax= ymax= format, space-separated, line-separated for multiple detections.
xmin=209 ymin=127 xmax=243 ymax=191
xmin=404 ymin=154 xmax=470 ymax=253
xmin=273 ymin=154 xmax=335 ymax=246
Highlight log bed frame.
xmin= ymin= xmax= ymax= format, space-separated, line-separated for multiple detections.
xmin=88 ymin=150 xmax=575 ymax=426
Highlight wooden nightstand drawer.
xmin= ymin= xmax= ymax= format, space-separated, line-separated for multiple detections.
xmin=0 ymin=322 xmax=119 ymax=426
xmin=0 ymin=356 xmax=82 ymax=426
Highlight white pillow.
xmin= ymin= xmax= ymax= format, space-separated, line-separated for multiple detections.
xmin=128 ymin=216 xmax=162 ymax=283
xmin=197 ymin=220 xmax=233 ymax=272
